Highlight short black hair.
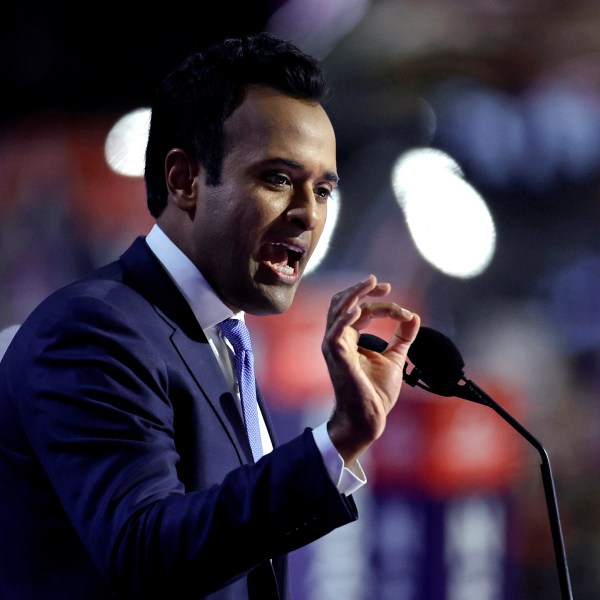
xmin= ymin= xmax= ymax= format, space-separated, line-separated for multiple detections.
xmin=144 ymin=32 xmax=330 ymax=218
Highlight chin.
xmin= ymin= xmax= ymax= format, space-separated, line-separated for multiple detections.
xmin=245 ymin=284 xmax=297 ymax=316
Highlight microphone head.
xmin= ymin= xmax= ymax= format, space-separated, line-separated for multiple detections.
xmin=358 ymin=333 xmax=388 ymax=353
xmin=358 ymin=327 xmax=466 ymax=396
xmin=408 ymin=326 xmax=465 ymax=390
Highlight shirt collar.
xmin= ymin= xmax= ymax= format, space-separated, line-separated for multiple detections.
xmin=145 ymin=224 xmax=243 ymax=330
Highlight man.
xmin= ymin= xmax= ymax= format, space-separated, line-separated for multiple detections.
xmin=0 ymin=33 xmax=420 ymax=599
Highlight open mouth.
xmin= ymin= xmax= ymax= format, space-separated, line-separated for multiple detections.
xmin=259 ymin=242 xmax=306 ymax=277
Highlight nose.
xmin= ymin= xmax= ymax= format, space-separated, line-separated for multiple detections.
xmin=286 ymin=186 xmax=322 ymax=231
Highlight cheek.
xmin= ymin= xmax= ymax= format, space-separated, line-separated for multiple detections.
xmin=214 ymin=198 xmax=261 ymax=239
xmin=228 ymin=204 xmax=272 ymax=257
xmin=245 ymin=195 xmax=287 ymax=233
xmin=312 ymin=206 xmax=328 ymax=240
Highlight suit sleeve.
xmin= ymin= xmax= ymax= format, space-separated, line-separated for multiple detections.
xmin=17 ymin=294 xmax=358 ymax=597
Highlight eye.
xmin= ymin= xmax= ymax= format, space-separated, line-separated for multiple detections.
xmin=263 ymin=172 xmax=291 ymax=187
xmin=314 ymin=185 xmax=333 ymax=201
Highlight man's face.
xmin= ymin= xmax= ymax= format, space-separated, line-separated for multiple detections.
xmin=191 ymin=86 xmax=338 ymax=315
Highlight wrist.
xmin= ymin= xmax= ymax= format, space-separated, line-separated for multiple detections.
xmin=326 ymin=417 xmax=369 ymax=465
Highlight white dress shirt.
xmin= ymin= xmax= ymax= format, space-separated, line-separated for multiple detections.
xmin=145 ymin=224 xmax=365 ymax=495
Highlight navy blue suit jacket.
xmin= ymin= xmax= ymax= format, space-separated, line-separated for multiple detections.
xmin=0 ymin=237 xmax=358 ymax=599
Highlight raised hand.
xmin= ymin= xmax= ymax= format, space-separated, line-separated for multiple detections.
xmin=322 ymin=275 xmax=421 ymax=463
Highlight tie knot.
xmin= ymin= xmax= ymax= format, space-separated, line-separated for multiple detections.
xmin=220 ymin=318 xmax=252 ymax=353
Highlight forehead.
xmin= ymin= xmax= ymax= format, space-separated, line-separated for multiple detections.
xmin=223 ymin=86 xmax=337 ymax=172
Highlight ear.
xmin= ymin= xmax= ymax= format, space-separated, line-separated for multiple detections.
xmin=165 ymin=148 xmax=200 ymax=212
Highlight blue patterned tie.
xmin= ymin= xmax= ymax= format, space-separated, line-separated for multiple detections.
xmin=220 ymin=318 xmax=263 ymax=462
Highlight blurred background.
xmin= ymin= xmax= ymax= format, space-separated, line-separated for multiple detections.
xmin=2 ymin=1 xmax=600 ymax=598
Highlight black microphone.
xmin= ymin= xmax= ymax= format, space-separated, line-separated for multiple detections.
xmin=359 ymin=327 xmax=466 ymax=397
xmin=358 ymin=328 xmax=573 ymax=600
xmin=357 ymin=332 xmax=388 ymax=353
xmin=404 ymin=326 xmax=466 ymax=397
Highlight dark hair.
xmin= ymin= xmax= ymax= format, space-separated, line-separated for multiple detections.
xmin=144 ymin=32 xmax=330 ymax=217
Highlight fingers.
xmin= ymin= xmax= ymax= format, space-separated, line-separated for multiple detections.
xmin=352 ymin=302 xmax=414 ymax=331
xmin=326 ymin=276 xmax=419 ymax=352
xmin=327 ymin=276 xmax=417 ymax=331
xmin=390 ymin=310 xmax=421 ymax=345
xmin=327 ymin=275 xmax=390 ymax=324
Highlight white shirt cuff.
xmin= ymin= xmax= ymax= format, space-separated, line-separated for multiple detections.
xmin=312 ymin=422 xmax=366 ymax=496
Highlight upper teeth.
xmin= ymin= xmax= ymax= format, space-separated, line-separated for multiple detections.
xmin=273 ymin=242 xmax=305 ymax=254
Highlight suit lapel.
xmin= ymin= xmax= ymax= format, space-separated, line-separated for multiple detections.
xmin=119 ymin=237 xmax=253 ymax=463
xmin=171 ymin=327 xmax=255 ymax=464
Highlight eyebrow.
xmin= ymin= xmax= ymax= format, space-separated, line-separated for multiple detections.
xmin=264 ymin=157 xmax=340 ymax=185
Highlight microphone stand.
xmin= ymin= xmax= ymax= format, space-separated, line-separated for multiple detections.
xmin=449 ymin=376 xmax=573 ymax=600
xmin=361 ymin=329 xmax=574 ymax=598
